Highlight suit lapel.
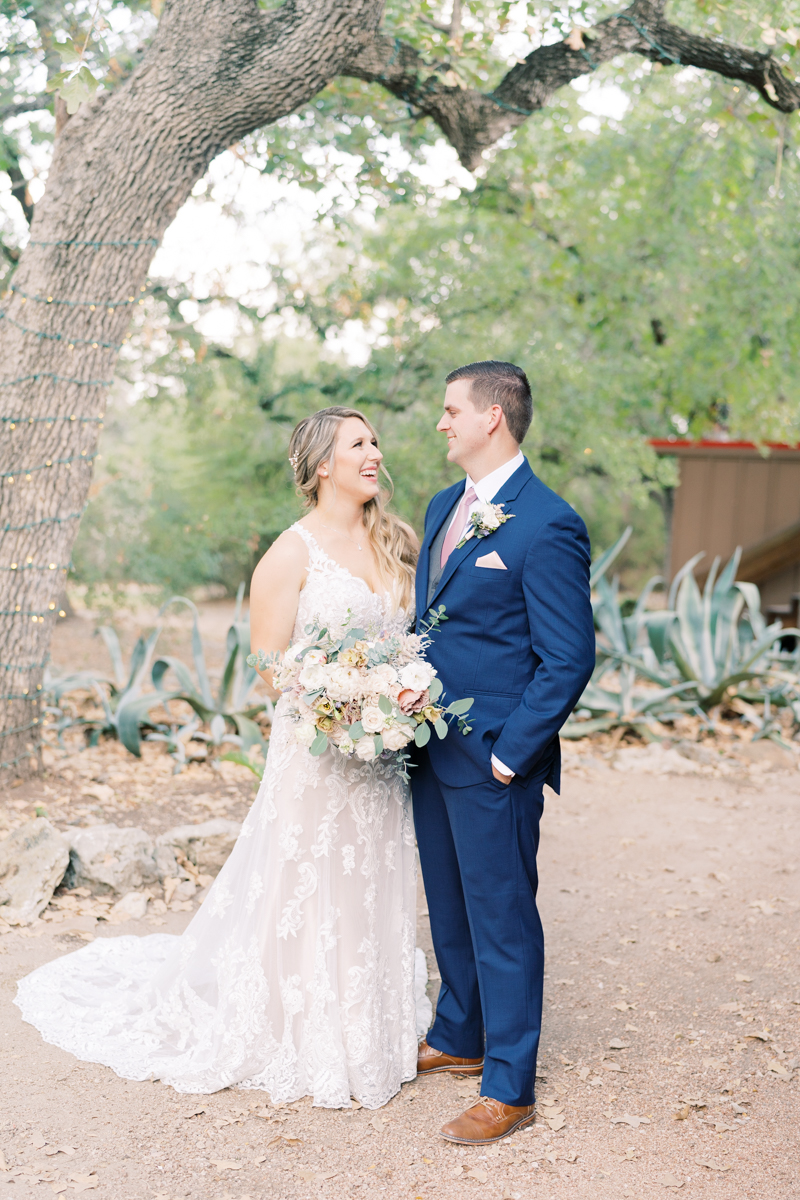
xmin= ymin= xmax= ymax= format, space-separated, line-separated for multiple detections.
xmin=426 ymin=458 xmax=534 ymax=608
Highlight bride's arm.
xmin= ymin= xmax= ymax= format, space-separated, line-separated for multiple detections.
xmin=249 ymin=531 xmax=308 ymax=690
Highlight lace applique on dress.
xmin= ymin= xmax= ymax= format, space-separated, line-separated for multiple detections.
xmin=14 ymin=522 xmax=428 ymax=1109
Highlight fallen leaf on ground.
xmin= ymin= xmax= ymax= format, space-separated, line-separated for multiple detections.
xmin=369 ymin=1116 xmax=387 ymax=1131
xmin=546 ymin=1114 xmax=565 ymax=1131
xmin=350 ymin=1099 xmax=363 ymax=1109
xmin=50 ymin=1185 xmax=69 ymax=1195
xmin=768 ymin=1061 xmax=793 ymax=1080
xmin=746 ymin=1030 xmax=772 ymax=1042
xmin=654 ymin=1174 xmax=683 ymax=1188
xmin=602 ymin=1061 xmax=622 ymax=1071
xmin=45 ymin=1146 xmax=76 ymax=1156
xmin=612 ymin=1002 xmax=635 ymax=1011
xmin=702 ymin=1058 xmax=728 ymax=1070
xmin=749 ymin=900 xmax=776 ymax=915
xmin=608 ymin=1038 xmax=628 ymax=1049
xmin=210 ymin=1161 xmax=242 ymax=1171
xmin=610 ymin=1114 xmax=650 ymax=1128
xmin=466 ymin=1167 xmax=489 ymax=1182
xmin=673 ymin=1106 xmax=691 ymax=1120
xmin=695 ymin=1159 xmax=731 ymax=1171
xmin=735 ymin=974 xmax=753 ymax=983
xmin=0 ymin=1152 xmax=7 ymax=1172
xmin=577 ymin=1067 xmax=590 ymax=1081
xmin=452 ymin=1165 xmax=464 ymax=1177
xmin=601 ymin=957 xmax=621 ymax=966
xmin=182 ymin=1107 xmax=207 ymax=1119
xmin=30 ymin=1132 xmax=47 ymax=1149
xmin=69 ymin=1174 xmax=99 ymax=1193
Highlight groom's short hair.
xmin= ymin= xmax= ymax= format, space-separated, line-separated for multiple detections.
xmin=445 ymin=360 xmax=532 ymax=444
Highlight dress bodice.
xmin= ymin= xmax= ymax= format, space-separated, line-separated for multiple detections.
xmin=289 ymin=522 xmax=410 ymax=642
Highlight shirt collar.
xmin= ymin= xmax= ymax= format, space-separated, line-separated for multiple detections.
xmin=466 ymin=450 xmax=525 ymax=504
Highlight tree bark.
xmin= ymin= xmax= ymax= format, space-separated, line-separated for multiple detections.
xmin=1 ymin=0 xmax=797 ymax=776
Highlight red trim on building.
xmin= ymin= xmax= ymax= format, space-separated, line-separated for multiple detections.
xmin=649 ymin=439 xmax=800 ymax=451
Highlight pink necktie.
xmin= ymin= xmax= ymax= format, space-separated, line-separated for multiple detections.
xmin=440 ymin=486 xmax=477 ymax=569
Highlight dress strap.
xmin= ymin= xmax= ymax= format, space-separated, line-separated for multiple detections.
xmin=289 ymin=522 xmax=329 ymax=570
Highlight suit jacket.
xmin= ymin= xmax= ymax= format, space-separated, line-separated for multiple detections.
xmin=415 ymin=458 xmax=595 ymax=793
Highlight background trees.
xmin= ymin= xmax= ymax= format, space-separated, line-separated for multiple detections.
xmin=2 ymin=0 xmax=800 ymax=775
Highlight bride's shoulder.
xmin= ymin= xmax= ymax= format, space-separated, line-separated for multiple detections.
xmin=251 ymin=525 xmax=310 ymax=587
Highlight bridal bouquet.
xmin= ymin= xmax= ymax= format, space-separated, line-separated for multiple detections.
xmin=247 ymin=609 xmax=472 ymax=769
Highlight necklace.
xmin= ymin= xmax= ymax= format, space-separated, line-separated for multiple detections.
xmin=320 ymin=522 xmax=364 ymax=551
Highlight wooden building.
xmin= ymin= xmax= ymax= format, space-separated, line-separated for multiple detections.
xmin=651 ymin=439 xmax=800 ymax=623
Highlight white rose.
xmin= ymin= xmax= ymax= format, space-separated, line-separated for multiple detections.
xmin=298 ymin=662 xmax=327 ymax=691
xmin=337 ymin=735 xmax=356 ymax=756
xmin=476 ymin=501 xmax=501 ymax=530
xmin=355 ymin=735 xmax=377 ymax=761
xmin=295 ymin=723 xmax=317 ymax=748
xmin=327 ymin=664 xmax=361 ymax=700
xmin=361 ymin=705 xmax=386 ymax=734
xmin=368 ymin=663 xmax=398 ymax=692
xmin=304 ymin=648 xmax=328 ymax=667
xmin=399 ymin=661 xmax=435 ymax=692
xmin=382 ymin=724 xmax=414 ymax=751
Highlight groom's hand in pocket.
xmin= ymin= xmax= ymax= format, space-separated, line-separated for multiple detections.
xmin=491 ymin=762 xmax=513 ymax=785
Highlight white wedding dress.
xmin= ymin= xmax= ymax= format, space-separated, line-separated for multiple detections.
xmin=15 ymin=524 xmax=430 ymax=1109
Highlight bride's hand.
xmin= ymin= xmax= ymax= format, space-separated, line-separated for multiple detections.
xmin=249 ymin=531 xmax=309 ymax=691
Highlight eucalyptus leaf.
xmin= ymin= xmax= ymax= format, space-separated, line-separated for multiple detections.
xmin=310 ymin=731 xmax=329 ymax=756
xmin=414 ymin=722 xmax=431 ymax=747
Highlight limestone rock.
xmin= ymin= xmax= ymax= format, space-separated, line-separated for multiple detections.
xmin=0 ymin=818 xmax=70 ymax=924
xmin=68 ymin=825 xmax=161 ymax=894
xmin=107 ymin=891 xmax=150 ymax=922
xmin=158 ymin=819 xmax=241 ymax=875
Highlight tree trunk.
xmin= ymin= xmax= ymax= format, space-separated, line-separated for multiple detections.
xmin=0 ymin=0 xmax=383 ymax=777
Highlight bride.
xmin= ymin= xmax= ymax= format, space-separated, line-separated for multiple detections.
xmin=15 ymin=405 xmax=430 ymax=1110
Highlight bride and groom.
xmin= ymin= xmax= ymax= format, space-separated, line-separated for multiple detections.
xmin=16 ymin=359 xmax=595 ymax=1145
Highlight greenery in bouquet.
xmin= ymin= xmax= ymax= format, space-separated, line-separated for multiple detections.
xmin=248 ymin=609 xmax=472 ymax=773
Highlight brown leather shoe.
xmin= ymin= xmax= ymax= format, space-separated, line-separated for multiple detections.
xmin=440 ymin=1096 xmax=536 ymax=1144
xmin=417 ymin=1040 xmax=483 ymax=1077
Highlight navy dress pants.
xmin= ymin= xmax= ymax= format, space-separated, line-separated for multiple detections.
xmin=412 ymin=752 xmax=550 ymax=1107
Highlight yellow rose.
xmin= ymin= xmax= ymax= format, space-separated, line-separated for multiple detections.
xmin=317 ymin=716 xmax=334 ymax=733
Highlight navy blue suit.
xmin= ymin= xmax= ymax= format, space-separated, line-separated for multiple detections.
xmin=413 ymin=457 xmax=595 ymax=1105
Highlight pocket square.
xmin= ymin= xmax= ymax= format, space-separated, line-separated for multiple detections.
xmin=475 ymin=551 xmax=507 ymax=569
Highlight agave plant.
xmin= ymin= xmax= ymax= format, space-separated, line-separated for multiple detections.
xmin=151 ymin=586 xmax=272 ymax=754
xmin=45 ymin=624 xmax=178 ymax=755
xmin=563 ymin=527 xmax=697 ymax=738
xmin=643 ymin=549 xmax=800 ymax=712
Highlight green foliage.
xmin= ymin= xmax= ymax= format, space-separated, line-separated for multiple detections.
xmin=45 ymin=621 xmax=178 ymax=755
xmin=565 ymin=537 xmax=800 ymax=739
xmin=151 ymin=588 xmax=272 ymax=752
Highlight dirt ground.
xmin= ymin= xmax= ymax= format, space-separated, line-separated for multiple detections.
xmin=1 ymin=608 xmax=799 ymax=1200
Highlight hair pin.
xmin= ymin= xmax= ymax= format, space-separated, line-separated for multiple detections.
xmin=288 ymin=452 xmax=299 ymax=472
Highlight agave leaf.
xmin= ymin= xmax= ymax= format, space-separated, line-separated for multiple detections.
xmin=735 ymin=582 xmax=767 ymax=641
xmin=160 ymin=596 xmax=213 ymax=708
xmin=594 ymin=575 xmax=627 ymax=653
xmin=217 ymin=639 xmax=238 ymax=713
xmin=231 ymin=712 xmax=266 ymax=752
xmin=116 ymin=690 xmax=177 ymax=757
xmin=644 ymin=610 xmax=677 ymax=664
xmin=634 ymin=681 xmax=698 ymax=713
xmin=667 ymin=550 xmax=705 ymax=611
xmin=560 ymin=715 xmax=621 ymax=737
xmin=589 ymin=526 xmax=632 ymax=588
xmin=152 ymin=655 xmax=202 ymax=701
xmin=712 ymin=546 xmax=742 ymax=599
xmin=675 ymin=572 xmax=706 ymax=684
xmin=97 ymin=626 xmax=126 ymax=690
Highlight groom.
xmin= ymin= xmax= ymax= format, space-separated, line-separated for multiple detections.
xmin=413 ymin=360 xmax=596 ymax=1144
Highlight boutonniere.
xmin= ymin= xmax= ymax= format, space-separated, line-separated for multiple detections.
xmin=456 ymin=501 xmax=515 ymax=548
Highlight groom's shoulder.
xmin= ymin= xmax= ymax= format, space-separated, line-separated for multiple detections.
xmin=522 ymin=468 xmax=588 ymax=538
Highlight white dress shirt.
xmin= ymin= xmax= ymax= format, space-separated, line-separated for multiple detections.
xmin=445 ymin=450 xmax=525 ymax=780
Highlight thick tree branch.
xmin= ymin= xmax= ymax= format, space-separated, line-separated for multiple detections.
xmin=344 ymin=0 xmax=800 ymax=169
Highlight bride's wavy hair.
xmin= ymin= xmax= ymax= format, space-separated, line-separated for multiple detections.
xmin=288 ymin=406 xmax=418 ymax=610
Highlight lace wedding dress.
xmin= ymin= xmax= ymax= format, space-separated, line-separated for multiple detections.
xmin=15 ymin=524 xmax=431 ymax=1109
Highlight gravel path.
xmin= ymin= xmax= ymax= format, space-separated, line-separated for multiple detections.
xmin=2 ymin=757 xmax=798 ymax=1200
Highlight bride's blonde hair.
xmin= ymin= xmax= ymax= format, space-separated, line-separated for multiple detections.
xmin=288 ymin=406 xmax=418 ymax=610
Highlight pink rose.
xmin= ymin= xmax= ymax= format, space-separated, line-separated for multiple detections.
xmin=398 ymin=687 xmax=429 ymax=714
